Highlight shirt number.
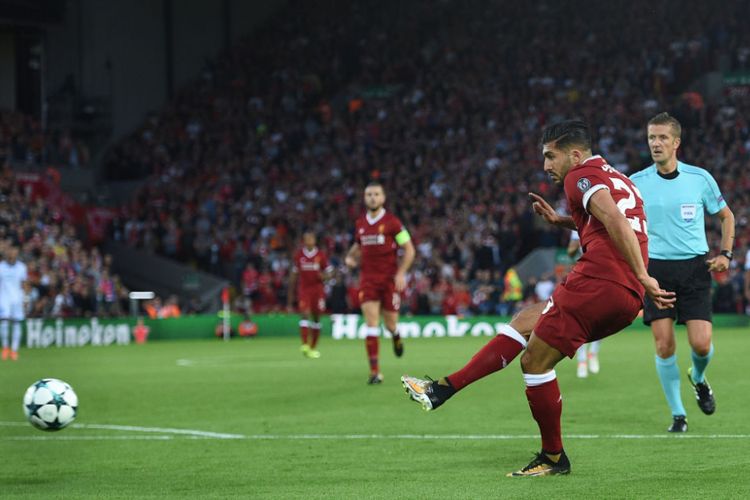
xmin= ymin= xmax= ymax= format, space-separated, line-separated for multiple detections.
xmin=610 ymin=177 xmax=647 ymax=234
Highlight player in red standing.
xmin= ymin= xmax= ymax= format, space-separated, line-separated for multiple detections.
xmin=288 ymin=231 xmax=333 ymax=358
xmin=402 ymin=120 xmax=675 ymax=476
xmin=345 ymin=181 xmax=416 ymax=384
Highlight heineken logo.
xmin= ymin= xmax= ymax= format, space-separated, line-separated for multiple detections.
xmin=26 ymin=319 xmax=131 ymax=348
xmin=331 ymin=314 xmax=502 ymax=340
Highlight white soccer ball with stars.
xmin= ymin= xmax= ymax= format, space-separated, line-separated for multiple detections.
xmin=23 ymin=378 xmax=78 ymax=431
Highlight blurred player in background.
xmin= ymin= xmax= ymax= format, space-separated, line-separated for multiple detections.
xmin=345 ymin=182 xmax=415 ymax=384
xmin=631 ymin=112 xmax=735 ymax=432
xmin=568 ymin=230 xmax=601 ymax=378
xmin=0 ymin=245 xmax=28 ymax=361
xmin=403 ymin=120 xmax=674 ymax=476
xmin=288 ymin=231 xmax=332 ymax=359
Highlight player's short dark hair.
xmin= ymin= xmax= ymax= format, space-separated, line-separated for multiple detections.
xmin=365 ymin=181 xmax=385 ymax=192
xmin=648 ymin=112 xmax=682 ymax=139
xmin=540 ymin=119 xmax=592 ymax=151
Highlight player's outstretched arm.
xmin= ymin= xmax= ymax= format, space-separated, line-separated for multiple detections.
xmin=345 ymin=243 xmax=361 ymax=269
xmin=587 ymin=189 xmax=675 ymax=310
xmin=528 ymin=192 xmax=576 ymax=230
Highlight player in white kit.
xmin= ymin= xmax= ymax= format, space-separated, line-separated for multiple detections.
xmin=0 ymin=246 xmax=27 ymax=361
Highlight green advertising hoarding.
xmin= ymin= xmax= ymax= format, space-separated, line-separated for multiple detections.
xmin=21 ymin=313 xmax=748 ymax=347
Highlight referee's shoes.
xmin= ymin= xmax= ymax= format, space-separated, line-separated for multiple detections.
xmin=687 ymin=367 xmax=716 ymax=415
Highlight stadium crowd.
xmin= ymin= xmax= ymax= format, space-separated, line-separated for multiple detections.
xmin=103 ymin=0 xmax=750 ymax=315
xmin=0 ymin=166 xmax=128 ymax=318
xmin=0 ymin=109 xmax=90 ymax=168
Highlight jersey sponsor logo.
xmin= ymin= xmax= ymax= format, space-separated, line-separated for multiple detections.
xmin=360 ymin=234 xmax=386 ymax=246
xmin=300 ymin=262 xmax=321 ymax=271
xmin=680 ymin=204 xmax=697 ymax=222
xmin=577 ymin=177 xmax=591 ymax=193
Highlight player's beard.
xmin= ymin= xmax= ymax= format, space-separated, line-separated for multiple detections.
xmin=367 ymin=202 xmax=383 ymax=214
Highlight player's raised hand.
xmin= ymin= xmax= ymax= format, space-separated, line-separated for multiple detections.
xmin=394 ymin=271 xmax=407 ymax=292
xmin=528 ymin=192 xmax=561 ymax=226
xmin=705 ymin=255 xmax=729 ymax=273
xmin=640 ymin=275 xmax=676 ymax=309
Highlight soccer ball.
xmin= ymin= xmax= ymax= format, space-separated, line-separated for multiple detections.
xmin=23 ymin=378 xmax=78 ymax=431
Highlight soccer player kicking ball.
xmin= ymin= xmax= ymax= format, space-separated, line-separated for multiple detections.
xmin=288 ymin=231 xmax=333 ymax=358
xmin=0 ymin=246 xmax=28 ymax=361
xmin=402 ymin=120 xmax=675 ymax=476
xmin=345 ymin=181 xmax=415 ymax=384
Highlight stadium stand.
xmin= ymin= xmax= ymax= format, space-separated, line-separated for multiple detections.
xmin=0 ymin=165 xmax=128 ymax=317
xmin=1 ymin=109 xmax=90 ymax=168
xmin=101 ymin=0 xmax=749 ymax=314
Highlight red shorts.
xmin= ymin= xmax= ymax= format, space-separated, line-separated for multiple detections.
xmin=359 ymin=279 xmax=400 ymax=312
xmin=534 ymin=272 xmax=642 ymax=358
xmin=298 ymin=287 xmax=326 ymax=314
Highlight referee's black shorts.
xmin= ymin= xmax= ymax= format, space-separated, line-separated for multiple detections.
xmin=643 ymin=254 xmax=712 ymax=325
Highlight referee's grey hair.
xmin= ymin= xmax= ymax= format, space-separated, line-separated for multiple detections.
xmin=648 ymin=112 xmax=682 ymax=139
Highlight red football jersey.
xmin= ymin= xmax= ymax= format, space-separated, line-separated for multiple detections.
xmin=355 ymin=209 xmax=406 ymax=281
xmin=292 ymin=247 xmax=331 ymax=289
xmin=564 ymin=155 xmax=649 ymax=298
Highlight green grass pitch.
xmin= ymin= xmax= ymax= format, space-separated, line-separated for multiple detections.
xmin=1 ymin=326 xmax=749 ymax=499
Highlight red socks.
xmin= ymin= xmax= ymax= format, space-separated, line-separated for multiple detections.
xmin=446 ymin=326 xmax=526 ymax=391
xmin=310 ymin=323 xmax=321 ymax=348
xmin=365 ymin=336 xmax=379 ymax=374
xmin=524 ymin=372 xmax=563 ymax=454
xmin=299 ymin=320 xmax=309 ymax=345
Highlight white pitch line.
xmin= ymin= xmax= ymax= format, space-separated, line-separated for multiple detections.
xmin=241 ymin=433 xmax=750 ymax=440
xmin=2 ymin=422 xmax=749 ymax=440
xmin=0 ymin=421 xmax=245 ymax=440
xmin=77 ymin=423 xmax=246 ymax=439
xmin=4 ymin=433 xmax=750 ymax=442
xmin=176 ymin=359 xmax=305 ymax=369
